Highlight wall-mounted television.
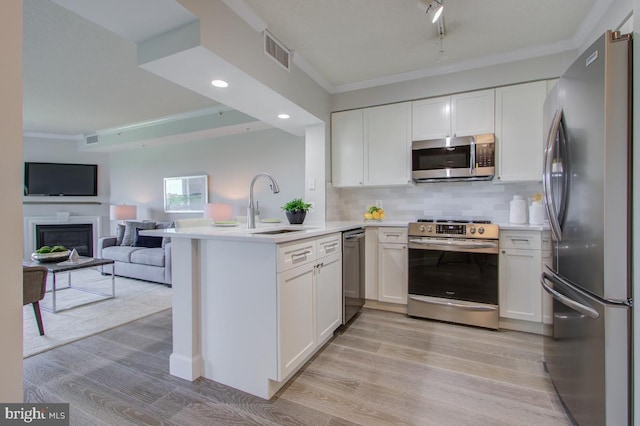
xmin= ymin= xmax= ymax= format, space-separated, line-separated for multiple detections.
xmin=24 ymin=162 xmax=98 ymax=196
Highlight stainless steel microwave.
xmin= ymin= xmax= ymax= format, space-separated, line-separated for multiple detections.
xmin=411 ymin=133 xmax=495 ymax=182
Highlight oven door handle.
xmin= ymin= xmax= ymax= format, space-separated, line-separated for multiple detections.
xmin=409 ymin=239 xmax=498 ymax=250
xmin=409 ymin=295 xmax=496 ymax=312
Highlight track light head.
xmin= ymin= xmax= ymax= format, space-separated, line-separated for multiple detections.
xmin=431 ymin=0 xmax=444 ymax=23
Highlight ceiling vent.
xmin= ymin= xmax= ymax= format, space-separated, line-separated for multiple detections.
xmin=264 ymin=30 xmax=291 ymax=71
xmin=85 ymin=135 xmax=99 ymax=145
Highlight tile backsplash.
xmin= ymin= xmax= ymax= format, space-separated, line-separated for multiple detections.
xmin=326 ymin=180 xmax=543 ymax=224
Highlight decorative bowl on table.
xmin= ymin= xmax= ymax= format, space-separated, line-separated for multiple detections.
xmin=31 ymin=250 xmax=70 ymax=263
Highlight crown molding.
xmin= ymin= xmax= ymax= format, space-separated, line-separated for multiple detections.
xmin=333 ymin=39 xmax=576 ymax=93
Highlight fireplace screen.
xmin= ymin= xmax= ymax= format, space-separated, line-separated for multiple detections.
xmin=35 ymin=224 xmax=93 ymax=257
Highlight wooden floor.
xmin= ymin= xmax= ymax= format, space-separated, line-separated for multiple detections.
xmin=24 ymin=308 xmax=572 ymax=425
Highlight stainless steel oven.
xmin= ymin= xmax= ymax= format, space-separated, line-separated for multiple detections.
xmin=412 ymin=133 xmax=495 ymax=182
xmin=407 ymin=220 xmax=499 ymax=329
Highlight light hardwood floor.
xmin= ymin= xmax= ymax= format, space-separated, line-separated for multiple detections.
xmin=24 ymin=308 xmax=572 ymax=425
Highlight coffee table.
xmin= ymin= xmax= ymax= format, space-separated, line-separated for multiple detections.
xmin=23 ymin=257 xmax=115 ymax=313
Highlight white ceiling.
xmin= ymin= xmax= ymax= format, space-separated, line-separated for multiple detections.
xmin=23 ymin=0 xmax=604 ymax=137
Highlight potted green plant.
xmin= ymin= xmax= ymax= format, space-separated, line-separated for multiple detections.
xmin=281 ymin=198 xmax=312 ymax=224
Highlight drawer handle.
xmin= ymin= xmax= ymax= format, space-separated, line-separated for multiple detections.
xmin=385 ymin=233 xmax=402 ymax=237
xmin=510 ymin=238 xmax=531 ymax=242
xmin=291 ymin=250 xmax=311 ymax=259
xmin=323 ymin=243 xmax=339 ymax=249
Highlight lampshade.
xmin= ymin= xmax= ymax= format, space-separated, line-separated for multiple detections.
xmin=110 ymin=204 xmax=137 ymax=221
xmin=204 ymin=203 xmax=233 ymax=221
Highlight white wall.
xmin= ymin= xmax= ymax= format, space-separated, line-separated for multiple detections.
xmin=23 ymin=136 xmax=111 ymax=237
xmin=1 ymin=0 xmax=24 ymax=402
xmin=108 ymin=128 xmax=305 ymax=232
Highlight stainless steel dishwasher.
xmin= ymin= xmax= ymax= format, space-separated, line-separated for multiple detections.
xmin=342 ymin=228 xmax=365 ymax=324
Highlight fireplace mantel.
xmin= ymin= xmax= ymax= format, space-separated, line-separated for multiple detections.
xmin=24 ymin=216 xmax=101 ymax=260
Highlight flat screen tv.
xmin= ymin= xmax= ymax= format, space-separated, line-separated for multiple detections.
xmin=24 ymin=162 xmax=98 ymax=196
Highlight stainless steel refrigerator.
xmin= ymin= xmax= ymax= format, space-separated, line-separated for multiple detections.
xmin=540 ymin=30 xmax=632 ymax=425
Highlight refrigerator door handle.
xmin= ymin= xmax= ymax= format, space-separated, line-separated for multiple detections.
xmin=543 ymin=109 xmax=564 ymax=241
xmin=540 ymin=271 xmax=600 ymax=319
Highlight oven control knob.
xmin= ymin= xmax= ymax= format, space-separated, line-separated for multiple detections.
xmin=419 ymin=225 xmax=425 ymax=232
xmin=469 ymin=226 xmax=476 ymax=234
xmin=427 ymin=225 xmax=432 ymax=232
xmin=478 ymin=227 xmax=485 ymax=234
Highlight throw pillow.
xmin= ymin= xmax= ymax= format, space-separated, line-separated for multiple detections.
xmin=121 ymin=221 xmax=156 ymax=246
xmin=154 ymin=221 xmax=174 ymax=248
xmin=133 ymin=228 xmax=163 ymax=248
xmin=115 ymin=223 xmax=126 ymax=246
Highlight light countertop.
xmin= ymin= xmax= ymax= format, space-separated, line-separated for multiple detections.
xmin=142 ymin=220 xmax=408 ymax=244
xmin=143 ymin=219 xmax=548 ymax=244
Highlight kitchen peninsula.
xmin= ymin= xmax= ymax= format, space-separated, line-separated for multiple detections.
xmin=144 ymin=222 xmax=392 ymax=399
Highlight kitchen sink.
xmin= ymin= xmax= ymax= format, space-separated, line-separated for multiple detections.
xmin=252 ymin=228 xmax=304 ymax=235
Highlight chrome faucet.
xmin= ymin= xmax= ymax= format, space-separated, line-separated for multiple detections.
xmin=247 ymin=173 xmax=280 ymax=228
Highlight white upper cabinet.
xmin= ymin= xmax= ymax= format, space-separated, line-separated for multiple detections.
xmin=411 ymin=96 xmax=450 ymax=140
xmin=451 ymin=89 xmax=495 ymax=136
xmin=331 ymin=102 xmax=411 ymax=188
xmin=331 ymin=109 xmax=364 ymax=187
xmin=495 ymin=81 xmax=547 ymax=182
xmin=364 ymin=102 xmax=412 ymax=186
xmin=412 ymin=89 xmax=495 ymax=140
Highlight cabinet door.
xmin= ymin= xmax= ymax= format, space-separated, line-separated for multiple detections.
xmin=451 ymin=89 xmax=495 ymax=137
xmin=278 ymin=263 xmax=315 ymax=380
xmin=495 ymin=81 xmax=547 ymax=182
xmin=499 ymin=248 xmax=542 ymax=322
xmin=365 ymin=102 xmax=412 ymax=186
xmin=412 ymin=96 xmax=451 ymax=140
xmin=378 ymin=243 xmax=407 ymax=304
xmin=316 ymin=253 xmax=342 ymax=343
xmin=331 ymin=110 xmax=364 ymax=187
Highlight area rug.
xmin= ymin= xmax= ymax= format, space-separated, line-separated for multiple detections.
xmin=23 ymin=267 xmax=172 ymax=358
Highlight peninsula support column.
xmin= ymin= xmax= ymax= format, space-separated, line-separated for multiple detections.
xmin=169 ymin=238 xmax=203 ymax=380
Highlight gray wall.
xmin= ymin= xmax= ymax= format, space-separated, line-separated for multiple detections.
xmin=108 ymin=128 xmax=305 ymax=233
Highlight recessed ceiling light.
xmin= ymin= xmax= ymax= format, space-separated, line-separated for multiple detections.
xmin=211 ymin=80 xmax=229 ymax=88
xmin=278 ymin=114 xmax=290 ymax=119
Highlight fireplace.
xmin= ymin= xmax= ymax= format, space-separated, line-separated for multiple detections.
xmin=24 ymin=216 xmax=101 ymax=260
xmin=36 ymin=224 xmax=94 ymax=257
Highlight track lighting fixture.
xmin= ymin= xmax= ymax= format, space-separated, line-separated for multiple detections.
xmin=430 ymin=0 xmax=444 ymax=23
xmin=417 ymin=0 xmax=444 ymax=23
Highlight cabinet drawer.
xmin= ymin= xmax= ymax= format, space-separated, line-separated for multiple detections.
xmin=317 ymin=233 xmax=342 ymax=258
xmin=378 ymin=227 xmax=407 ymax=244
xmin=500 ymin=231 xmax=541 ymax=250
xmin=278 ymin=238 xmax=317 ymax=272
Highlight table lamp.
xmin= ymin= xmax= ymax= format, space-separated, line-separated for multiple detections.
xmin=110 ymin=204 xmax=137 ymax=224
xmin=204 ymin=203 xmax=233 ymax=221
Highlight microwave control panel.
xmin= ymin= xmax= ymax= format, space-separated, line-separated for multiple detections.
xmin=476 ymin=143 xmax=495 ymax=167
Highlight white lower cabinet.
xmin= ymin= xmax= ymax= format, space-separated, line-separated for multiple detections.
xmin=276 ymin=233 xmax=342 ymax=380
xmin=499 ymin=230 xmax=544 ymax=325
xmin=316 ymin=252 xmax=342 ymax=342
xmin=377 ymin=227 xmax=408 ymax=304
xmin=278 ymin=263 xmax=316 ymax=380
